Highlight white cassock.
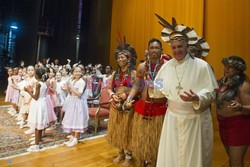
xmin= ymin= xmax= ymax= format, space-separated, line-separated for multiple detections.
xmin=153 ymin=54 xmax=218 ymax=167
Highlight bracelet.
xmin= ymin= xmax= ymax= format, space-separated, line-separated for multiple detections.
xmin=110 ymin=92 xmax=115 ymax=98
xmin=239 ymin=105 xmax=244 ymax=112
xmin=127 ymin=95 xmax=133 ymax=102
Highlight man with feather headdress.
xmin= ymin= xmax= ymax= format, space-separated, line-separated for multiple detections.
xmin=152 ymin=14 xmax=218 ymax=167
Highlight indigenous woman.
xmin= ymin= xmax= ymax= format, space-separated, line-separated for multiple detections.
xmin=106 ymin=38 xmax=137 ymax=167
xmin=216 ymin=56 xmax=250 ymax=167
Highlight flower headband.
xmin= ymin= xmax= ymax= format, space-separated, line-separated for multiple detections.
xmin=222 ymin=56 xmax=246 ymax=72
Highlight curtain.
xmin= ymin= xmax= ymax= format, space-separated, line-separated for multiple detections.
xmin=204 ymin=0 xmax=250 ymax=78
xmin=110 ymin=0 xmax=250 ymax=78
xmin=110 ymin=0 xmax=204 ymax=68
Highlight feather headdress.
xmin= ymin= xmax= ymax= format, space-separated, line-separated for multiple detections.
xmin=189 ymin=38 xmax=210 ymax=57
xmin=155 ymin=14 xmax=198 ymax=45
xmin=114 ymin=32 xmax=137 ymax=69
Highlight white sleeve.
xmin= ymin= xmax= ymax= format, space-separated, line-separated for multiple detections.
xmin=76 ymin=79 xmax=85 ymax=94
xmin=193 ymin=90 xmax=216 ymax=111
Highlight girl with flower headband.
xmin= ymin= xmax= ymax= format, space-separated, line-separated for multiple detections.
xmin=106 ymin=36 xmax=137 ymax=167
xmin=216 ymin=56 xmax=250 ymax=167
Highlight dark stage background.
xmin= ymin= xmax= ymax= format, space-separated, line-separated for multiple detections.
xmin=0 ymin=0 xmax=112 ymax=93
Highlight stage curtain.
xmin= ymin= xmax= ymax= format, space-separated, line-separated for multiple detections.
xmin=110 ymin=0 xmax=249 ymax=79
xmin=204 ymin=0 xmax=250 ymax=78
xmin=109 ymin=0 xmax=205 ymax=68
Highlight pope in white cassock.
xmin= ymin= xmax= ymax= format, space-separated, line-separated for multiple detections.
xmin=152 ymin=15 xmax=218 ymax=167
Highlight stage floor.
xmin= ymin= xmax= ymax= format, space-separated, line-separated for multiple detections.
xmin=0 ymin=97 xmax=249 ymax=167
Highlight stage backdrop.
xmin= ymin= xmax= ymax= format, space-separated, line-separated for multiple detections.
xmin=110 ymin=0 xmax=250 ymax=78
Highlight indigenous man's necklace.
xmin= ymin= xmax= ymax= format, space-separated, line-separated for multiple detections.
xmin=174 ymin=60 xmax=189 ymax=94
xmin=148 ymin=60 xmax=159 ymax=81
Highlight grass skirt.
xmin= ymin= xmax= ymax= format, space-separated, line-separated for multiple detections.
xmin=131 ymin=112 xmax=165 ymax=163
xmin=106 ymin=106 xmax=134 ymax=151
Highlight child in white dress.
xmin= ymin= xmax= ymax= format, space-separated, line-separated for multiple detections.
xmin=55 ymin=71 xmax=67 ymax=124
xmin=62 ymin=66 xmax=89 ymax=147
xmin=22 ymin=66 xmax=37 ymax=134
xmin=25 ymin=68 xmax=49 ymax=152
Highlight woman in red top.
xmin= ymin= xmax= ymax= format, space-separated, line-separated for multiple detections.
xmin=106 ymin=39 xmax=137 ymax=167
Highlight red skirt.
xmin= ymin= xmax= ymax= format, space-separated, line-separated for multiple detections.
xmin=218 ymin=115 xmax=250 ymax=146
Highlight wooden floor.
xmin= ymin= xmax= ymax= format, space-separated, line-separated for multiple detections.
xmin=0 ymin=99 xmax=250 ymax=166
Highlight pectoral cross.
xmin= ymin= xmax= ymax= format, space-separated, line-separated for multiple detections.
xmin=176 ymin=82 xmax=183 ymax=94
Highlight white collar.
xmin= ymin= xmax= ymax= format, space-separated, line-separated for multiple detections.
xmin=175 ymin=53 xmax=190 ymax=64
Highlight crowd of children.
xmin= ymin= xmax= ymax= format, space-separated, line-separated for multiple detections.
xmin=4 ymin=59 xmax=113 ymax=152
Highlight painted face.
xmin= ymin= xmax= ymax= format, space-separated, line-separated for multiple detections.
xmin=73 ymin=67 xmax=82 ymax=79
xmin=117 ymin=53 xmax=129 ymax=68
xmin=55 ymin=72 xmax=62 ymax=81
xmin=170 ymin=40 xmax=188 ymax=61
xmin=148 ymin=41 xmax=162 ymax=60
xmin=27 ymin=66 xmax=35 ymax=77
xmin=224 ymin=65 xmax=238 ymax=78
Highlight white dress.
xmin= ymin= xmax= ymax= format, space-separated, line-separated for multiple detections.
xmin=19 ymin=77 xmax=37 ymax=114
xmin=28 ymin=81 xmax=49 ymax=130
xmin=62 ymin=78 xmax=89 ymax=133
xmin=56 ymin=80 xmax=67 ymax=107
xmin=153 ymin=54 xmax=218 ymax=167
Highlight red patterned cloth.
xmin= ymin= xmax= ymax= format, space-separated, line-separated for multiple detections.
xmin=134 ymin=100 xmax=167 ymax=117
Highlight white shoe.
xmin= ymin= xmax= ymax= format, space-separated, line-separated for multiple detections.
xmin=27 ymin=145 xmax=40 ymax=152
xmin=24 ymin=129 xmax=35 ymax=135
xmin=66 ymin=135 xmax=73 ymax=139
xmin=46 ymin=125 xmax=56 ymax=131
xmin=8 ymin=108 xmax=15 ymax=112
xmin=19 ymin=122 xmax=27 ymax=129
xmin=67 ymin=138 xmax=78 ymax=147
xmin=10 ymin=111 xmax=17 ymax=116
xmin=22 ymin=124 xmax=29 ymax=128
xmin=16 ymin=116 xmax=22 ymax=121
xmin=29 ymin=137 xmax=35 ymax=141
xmin=13 ymin=113 xmax=19 ymax=117
xmin=17 ymin=121 xmax=23 ymax=125
xmin=64 ymin=136 xmax=74 ymax=145
xmin=30 ymin=141 xmax=35 ymax=145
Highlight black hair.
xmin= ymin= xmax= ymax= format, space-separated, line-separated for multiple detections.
xmin=148 ymin=38 xmax=162 ymax=49
xmin=35 ymin=68 xmax=46 ymax=80
xmin=221 ymin=56 xmax=248 ymax=98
